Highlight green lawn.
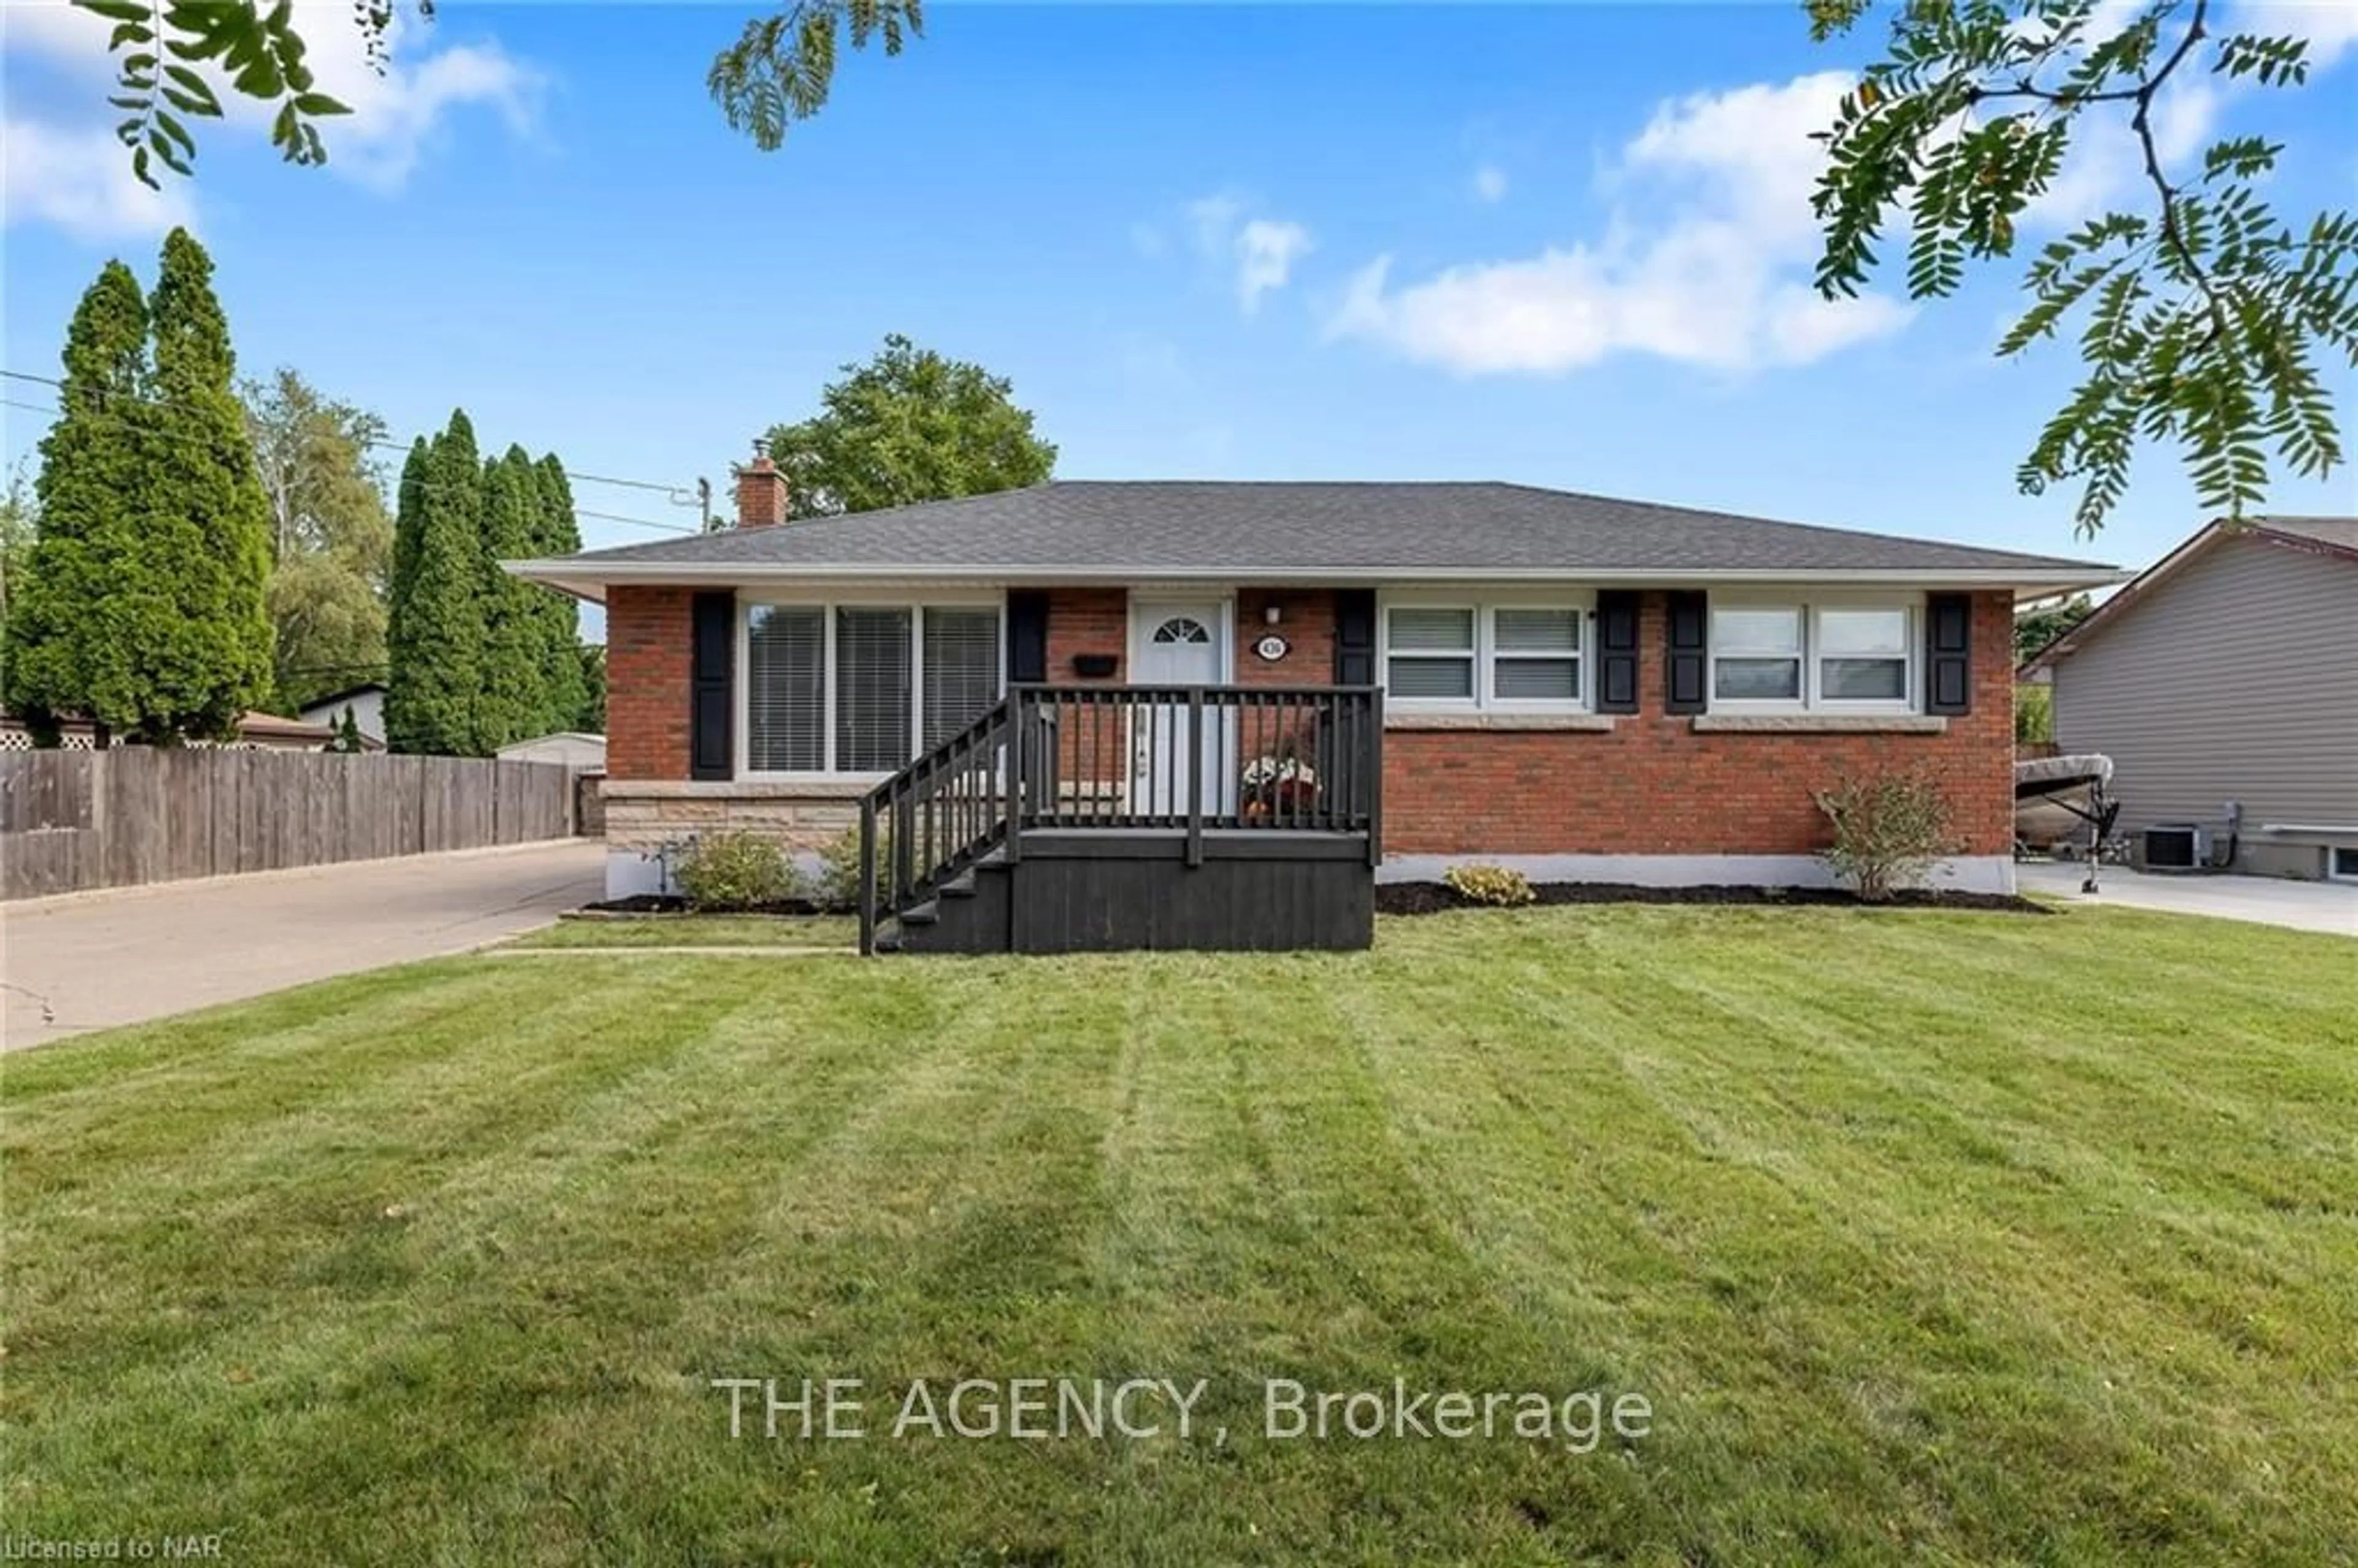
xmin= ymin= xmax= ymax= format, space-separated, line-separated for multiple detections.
xmin=504 ymin=913 xmax=857 ymax=949
xmin=4 ymin=906 xmax=2353 ymax=1566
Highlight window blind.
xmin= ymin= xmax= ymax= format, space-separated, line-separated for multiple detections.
xmin=1491 ymin=607 xmax=1580 ymax=701
xmin=1386 ymin=606 xmax=1476 ymax=700
xmin=922 ymin=607 xmax=1002 ymax=747
xmin=835 ymin=607 xmax=913 ymax=772
xmin=746 ymin=606 xmax=824 ymax=771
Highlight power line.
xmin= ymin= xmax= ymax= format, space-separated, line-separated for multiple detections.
xmin=1 ymin=392 xmax=699 ymax=537
xmin=2 ymin=367 xmax=709 ymax=518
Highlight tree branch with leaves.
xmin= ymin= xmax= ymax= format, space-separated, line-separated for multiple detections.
xmin=79 ymin=0 xmax=362 ymax=186
xmin=1810 ymin=0 xmax=2357 ymax=534
xmin=71 ymin=0 xmax=920 ymax=184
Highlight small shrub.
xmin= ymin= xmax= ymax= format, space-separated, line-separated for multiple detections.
xmin=812 ymin=823 xmax=892 ymax=912
xmin=1815 ymin=769 xmax=1959 ymax=902
xmin=1444 ymin=863 xmax=1537 ymax=907
xmin=674 ymin=830 xmax=795 ymax=910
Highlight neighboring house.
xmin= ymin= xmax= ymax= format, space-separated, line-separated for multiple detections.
xmin=2020 ymin=515 xmax=2357 ymax=881
xmin=232 ymin=711 xmax=348 ymax=751
xmin=497 ymin=731 xmax=608 ymax=769
xmin=0 ymin=711 xmax=351 ymax=751
xmin=297 ymin=682 xmax=387 ymax=748
xmin=512 ymin=460 xmax=2118 ymax=926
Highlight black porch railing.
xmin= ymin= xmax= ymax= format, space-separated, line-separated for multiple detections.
xmin=858 ymin=683 xmax=1382 ymax=953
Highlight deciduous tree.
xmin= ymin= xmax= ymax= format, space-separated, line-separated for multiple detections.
xmin=2014 ymin=593 xmax=2096 ymax=664
xmin=243 ymin=368 xmax=394 ymax=708
xmin=763 ymin=334 xmax=1057 ymax=519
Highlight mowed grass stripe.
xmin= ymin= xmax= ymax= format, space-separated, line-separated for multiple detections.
xmin=3 ymin=907 xmax=2355 ymax=1565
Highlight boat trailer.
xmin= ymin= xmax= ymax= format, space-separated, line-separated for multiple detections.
xmin=2015 ymin=753 xmax=2120 ymax=894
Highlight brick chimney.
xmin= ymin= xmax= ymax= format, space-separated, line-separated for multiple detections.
xmin=733 ymin=445 xmax=790 ymax=529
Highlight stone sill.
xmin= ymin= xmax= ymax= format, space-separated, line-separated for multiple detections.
xmin=602 ymin=777 xmax=882 ymax=801
xmin=1387 ymin=712 xmax=1616 ymax=733
xmin=1691 ymin=715 xmax=1949 ymax=735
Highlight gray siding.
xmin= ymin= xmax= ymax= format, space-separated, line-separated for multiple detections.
xmin=2052 ymin=534 xmax=2357 ymax=867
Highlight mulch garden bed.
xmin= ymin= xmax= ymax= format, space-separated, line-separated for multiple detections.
xmin=569 ymin=895 xmax=848 ymax=920
xmin=585 ymin=888 xmax=2047 ymax=920
xmin=1376 ymin=883 xmax=2050 ymax=916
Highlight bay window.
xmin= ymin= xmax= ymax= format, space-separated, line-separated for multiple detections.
xmin=742 ymin=600 xmax=1002 ymax=775
xmin=1710 ymin=601 xmax=1916 ymax=710
xmin=1383 ymin=600 xmax=1588 ymax=710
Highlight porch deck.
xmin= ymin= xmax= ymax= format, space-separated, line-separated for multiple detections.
xmin=858 ymin=684 xmax=1382 ymax=954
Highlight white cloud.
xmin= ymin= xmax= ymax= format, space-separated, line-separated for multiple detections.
xmin=1185 ymin=193 xmax=1247 ymax=252
xmin=1329 ymin=71 xmax=1912 ymax=376
xmin=327 ymin=37 xmax=542 ymax=192
xmin=1234 ymin=218 xmax=1312 ymax=312
xmin=1127 ymin=220 xmax=1168 ymax=258
xmin=1471 ymin=164 xmax=1508 ymax=203
xmin=1 ymin=117 xmax=196 ymax=241
xmin=1172 ymin=192 xmax=1313 ymax=313
xmin=1 ymin=2 xmax=541 ymax=233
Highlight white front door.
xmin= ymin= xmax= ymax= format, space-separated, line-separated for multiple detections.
xmin=1130 ymin=602 xmax=1229 ymax=817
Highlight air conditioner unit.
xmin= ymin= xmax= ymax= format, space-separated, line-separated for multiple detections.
xmin=2144 ymin=823 xmax=2203 ymax=871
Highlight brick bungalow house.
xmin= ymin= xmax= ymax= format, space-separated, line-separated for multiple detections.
xmin=510 ymin=464 xmax=2118 ymax=934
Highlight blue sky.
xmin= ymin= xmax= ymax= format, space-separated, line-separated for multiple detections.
xmin=6 ymin=1 xmax=2356 ymax=607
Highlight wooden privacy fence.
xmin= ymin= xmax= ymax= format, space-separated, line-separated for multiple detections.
xmin=0 ymin=748 xmax=576 ymax=901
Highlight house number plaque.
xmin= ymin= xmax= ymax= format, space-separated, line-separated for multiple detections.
xmin=1254 ymin=634 xmax=1290 ymax=662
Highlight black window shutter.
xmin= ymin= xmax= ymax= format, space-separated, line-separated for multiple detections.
xmin=1595 ymin=590 xmax=1639 ymax=713
xmin=690 ymin=591 xmax=734 ymax=780
xmin=1665 ymin=590 xmax=1708 ymax=714
xmin=1006 ymin=589 xmax=1050 ymax=684
xmin=1926 ymin=592 xmax=1972 ymax=715
xmin=1334 ymin=589 xmax=1377 ymax=686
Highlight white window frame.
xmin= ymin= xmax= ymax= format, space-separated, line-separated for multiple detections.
xmin=736 ymin=590 xmax=1006 ymax=782
xmin=1708 ymin=594 xmax=1921 ymax=716
xmin=1379 ymin=592 xmax=1593 ymax=713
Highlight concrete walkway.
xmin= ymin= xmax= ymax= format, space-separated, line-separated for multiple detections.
xmin=1 ymin=840 xmax=605 ymax=1050
xmin=2017 ymin=860 xmax=2358 ymax=937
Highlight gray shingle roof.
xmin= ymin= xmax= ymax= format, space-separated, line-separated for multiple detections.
xmin=2255 ymin=514 xmax=2358 ymax=553
xmin=529 ymin=480 xmax=2114 ymax=580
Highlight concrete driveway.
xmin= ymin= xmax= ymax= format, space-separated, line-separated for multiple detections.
xmin=1 ymin=839 xmax=604 ymax=1050
xmin=2017 ymin=860 xmax=2358 ymax=937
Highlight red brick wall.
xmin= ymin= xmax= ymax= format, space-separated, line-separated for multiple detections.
xmin=605 ymin=586 xmax=695 ymax=782
xmin=1038 ymin=588 xmax=1128 ymax=790
xmin=1042 ymin=587 xmax=1128 ymax=685
xmin=1383 ymin=591 xmax=2016 ymax=858
xmin=602 ymin=581 xmax=2015 ymax=861
xmin=1235 ymin=588 xmax=1337 ymax=686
